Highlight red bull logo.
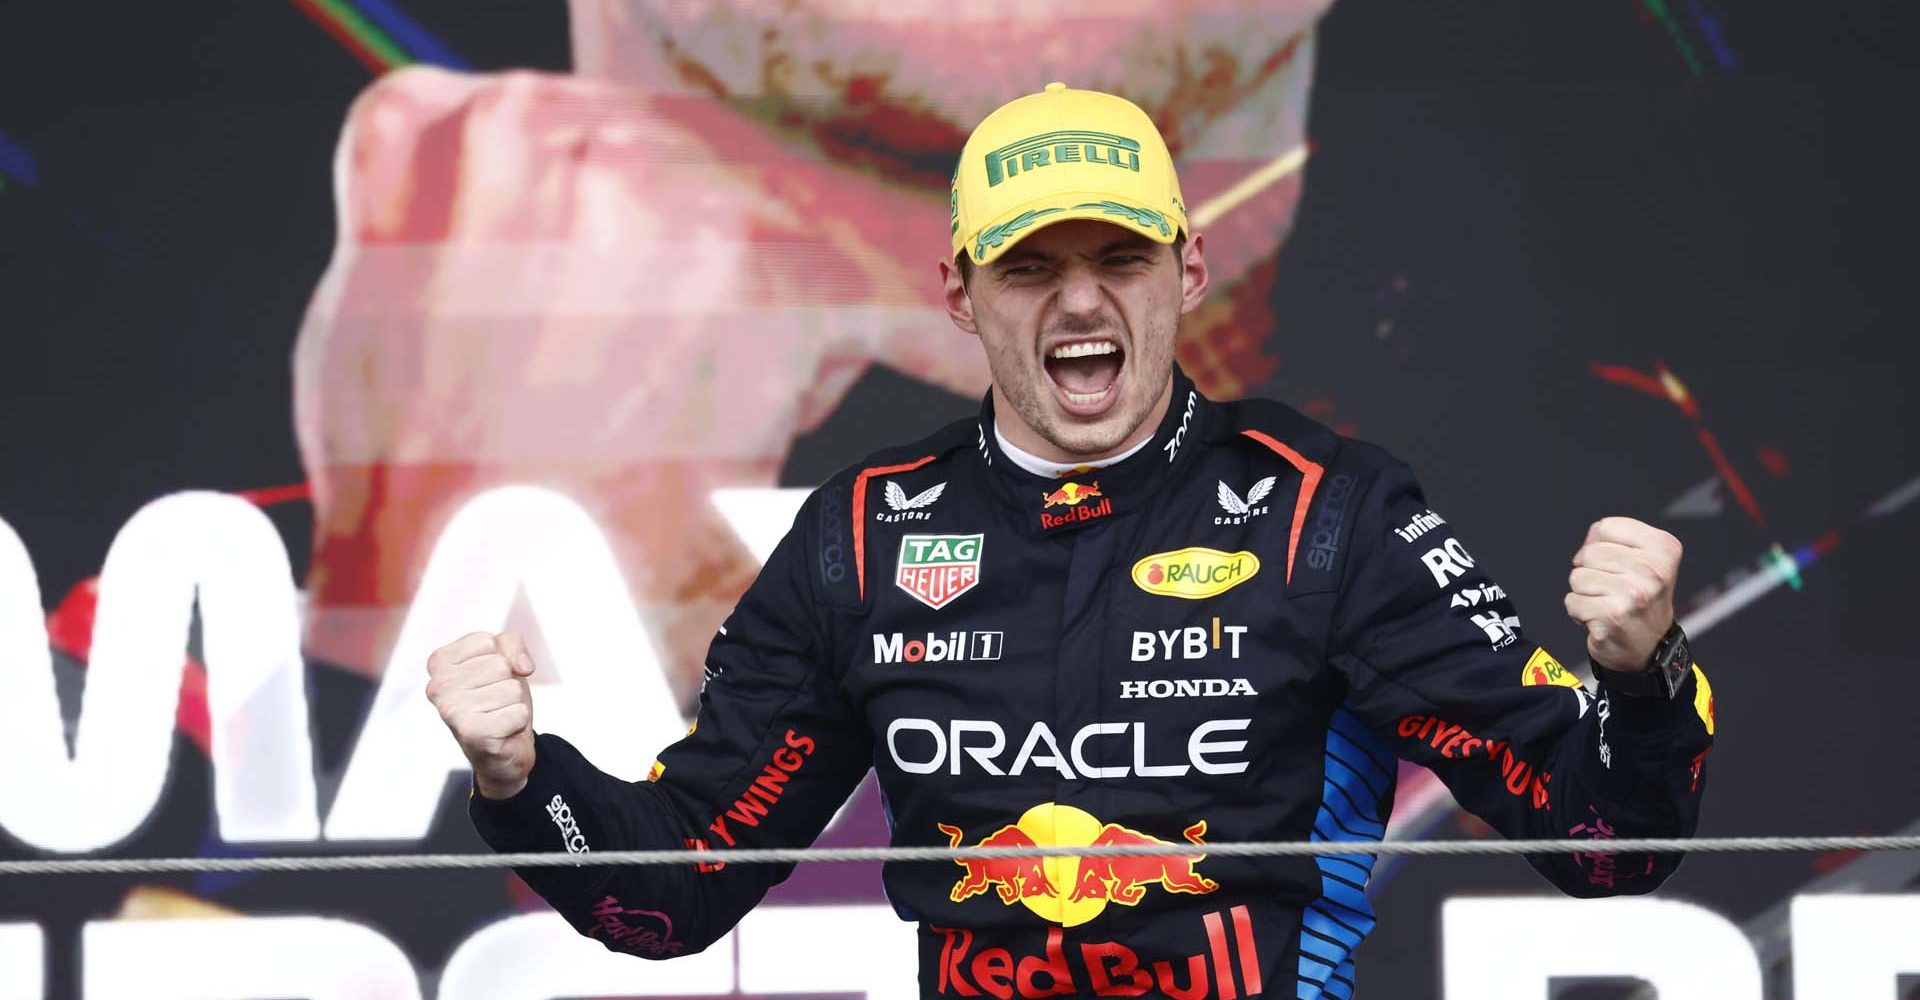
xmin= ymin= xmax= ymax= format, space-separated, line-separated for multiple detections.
xmin=931 ymin=908 xmax=1265 ymax=999
xmin=1040 ymin=481 xmax=1102 ymax=507
xmin=938 ymin=803 xmax=1216 ymax=927
xmin=1068 ymin=820 xmax=1218 ymax=904
xmin=1039 ymin=482 xmax=1113 ymax=529
xmin=937 ymin=823 xmax=1056 ymax=904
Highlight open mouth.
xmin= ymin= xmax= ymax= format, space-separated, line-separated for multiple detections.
xmin=1043 ymin=339 xmax=1126 ymax=414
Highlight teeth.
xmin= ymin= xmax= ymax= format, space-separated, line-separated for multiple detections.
xmin=1050 ymin=341 xmax=1118 ymax=360
xmin=1064 ymin=387 xmax=1112 ymax=405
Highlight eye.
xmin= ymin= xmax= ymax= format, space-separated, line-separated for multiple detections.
xmin=1104 ymin=254 xmax=1150 ymax=267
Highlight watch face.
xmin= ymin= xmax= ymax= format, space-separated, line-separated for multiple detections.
xmin=1658 ymin=636 xmax=1691 ymax=697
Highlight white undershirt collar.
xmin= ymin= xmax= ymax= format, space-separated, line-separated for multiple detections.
xmin=992 ymin=421 xmax=1154 ymax=479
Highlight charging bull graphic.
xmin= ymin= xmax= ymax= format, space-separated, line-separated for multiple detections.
xmin=1040 ymin=481 xmax=1104 ymax=508
xmin=938 ymin=804 xmax=1217 ymax=927
xmin=937 ymin=822 xmax=1056 ymax=904
xmin=1068 ymin=820 xmax=1218 ymax=904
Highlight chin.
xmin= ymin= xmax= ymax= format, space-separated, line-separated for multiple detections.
xmin=1042 ymin=427 xmax=1127 ymax=459
xmin=1040 ymin=405 xmax=1147 ymax=459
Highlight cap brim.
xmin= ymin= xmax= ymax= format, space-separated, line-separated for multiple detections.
xmin=965 ymin=192 xmax=1183 ymax=266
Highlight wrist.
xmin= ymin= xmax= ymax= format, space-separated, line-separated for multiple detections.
xmin=1593 ymin=622 xmax=1691 ymax=699
xmin=474 ymin=776 xmax=529 ymax=801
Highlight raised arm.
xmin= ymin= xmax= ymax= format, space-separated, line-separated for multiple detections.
xmin=432 ymin=491 xmax=872 ymax=955
xmin=1328 ymin=463 xmax=1714 ymax=896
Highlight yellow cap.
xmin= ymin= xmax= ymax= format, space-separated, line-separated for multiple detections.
xmin=950 ymin=82 xmax=1187 ymax=266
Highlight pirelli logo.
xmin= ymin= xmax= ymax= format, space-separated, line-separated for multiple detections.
xmin=984 ymin=130 xmax=1142 ymax=186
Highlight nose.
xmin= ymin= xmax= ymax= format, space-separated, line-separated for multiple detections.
xmin=1055 ymin=262 xmax=1106 ymax=323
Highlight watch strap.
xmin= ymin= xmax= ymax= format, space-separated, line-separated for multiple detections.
xmin=1593 ymin=623 xmax=1690 ymax=699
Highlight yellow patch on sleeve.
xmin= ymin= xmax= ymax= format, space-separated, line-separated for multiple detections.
xmin=1522 ymin=647 xmax=1582 ymax=688
xmin=1691 ymin=664 xmax=1715 ymax=735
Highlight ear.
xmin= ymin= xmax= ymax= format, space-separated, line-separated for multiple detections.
xmin=940 ymin=257 xmax=980 ymax=335
xmin=1177 ymin=232 xmax=1211 ymax=315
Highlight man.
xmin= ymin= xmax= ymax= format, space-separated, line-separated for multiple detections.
xmin=430 ymin=84 xmax=1715 ymax=997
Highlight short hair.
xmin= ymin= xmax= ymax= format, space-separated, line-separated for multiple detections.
xmin=957 ymin=234 xmax=1186 ymax=290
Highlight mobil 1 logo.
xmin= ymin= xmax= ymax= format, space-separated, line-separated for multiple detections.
xmin=873 ymin=630 xmax=1005 ymax=664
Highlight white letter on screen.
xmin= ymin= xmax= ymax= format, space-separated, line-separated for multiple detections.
xmin=1792 ymin=894 xmax=1920 ymax=997
xmin=83 ymin=916 xmax=419 ymax=1000
xmin=1442 ymin=897 xmax=1759 ymax=1000
xmin=325 ymin=487 xmax=682 ymax=840
xmin=439 ymin=911 xmax=733 ymax=998
xmin=737 ymin=904 xmax=919 ymax=1000
xmin=0 ymin=494 xmax=317 ymax=853
xmin=0 ymin=923 xmax=43 ymax=1000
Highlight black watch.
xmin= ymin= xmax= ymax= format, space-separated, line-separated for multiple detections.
xmin=1591 ymin=622 xmax=1691 ymax=700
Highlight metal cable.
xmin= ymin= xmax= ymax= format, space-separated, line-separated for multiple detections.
xmin=2 ymin=835 xmax=1916 ymax=877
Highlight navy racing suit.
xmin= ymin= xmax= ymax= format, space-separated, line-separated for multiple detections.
xmin=470 ymin=367 xmax=1715 ymax=999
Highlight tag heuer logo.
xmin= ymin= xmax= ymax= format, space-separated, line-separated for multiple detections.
xmin=877 ymin=480 xmax=946 ymax=523
xmin=1214 ymin=476 xmax=1275 ymax=525
xmin=896 ymin=534 xmax=984 ymax=610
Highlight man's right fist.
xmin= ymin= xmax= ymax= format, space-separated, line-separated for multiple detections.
xmin=427 ymin=631 xmax=538 ymax=801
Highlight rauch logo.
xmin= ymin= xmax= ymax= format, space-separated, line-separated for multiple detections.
xmin=1130 ymin=548 xmax=1260 ymax=599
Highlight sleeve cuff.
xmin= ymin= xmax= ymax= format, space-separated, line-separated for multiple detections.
xmin=1602 ymin=666 xmax=1700 ymax=733
xmin=467 ymin=732 xmax=586 ymax=854
xmin=1592 ymin=666 xmax=1713 ymax=787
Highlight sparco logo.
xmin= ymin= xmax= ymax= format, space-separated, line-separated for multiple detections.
xmin=1305 ymin=473 xmax=1357 ymax=570
xmin=546 ymin=794 xmax=589 ymax=855
xmin=817 ymin=487 xmax=848 ymax=585
xmin=873 ymin=630 xmax=1004 ymax=664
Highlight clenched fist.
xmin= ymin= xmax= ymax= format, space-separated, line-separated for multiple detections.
xmin=1565 ymin=517 xmax=1683 ymax=671
xmin=427 ymin=631 xmax=538 ymax=800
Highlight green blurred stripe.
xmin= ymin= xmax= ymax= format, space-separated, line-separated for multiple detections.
xmin=1641 ymin=0 xmax=1705 ymax=78
xmin=309 ymin=0 xmax=413 ymax=69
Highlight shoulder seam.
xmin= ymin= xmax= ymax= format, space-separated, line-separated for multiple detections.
xmin=849 ymin=454 xmax=942 ymax=602
xmin=1238 ymin=428 xmax=1326 ymax=586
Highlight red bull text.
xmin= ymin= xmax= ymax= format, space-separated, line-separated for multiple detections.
xmin=932 ymin=906 xmax=1265 ymax=999
xmin=1038 ymin=481 xmax=1112 ymax=530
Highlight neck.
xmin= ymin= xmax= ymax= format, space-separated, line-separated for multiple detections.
xmin=991 ymin=374 xmax=1175 ymax=465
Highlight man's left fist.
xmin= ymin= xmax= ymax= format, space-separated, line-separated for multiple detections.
xmin=1564 ymin=516 xmax=1682 ymax=671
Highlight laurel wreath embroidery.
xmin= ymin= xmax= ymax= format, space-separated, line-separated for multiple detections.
xmin=1071 ymin=200 xmax=1172 ymax=237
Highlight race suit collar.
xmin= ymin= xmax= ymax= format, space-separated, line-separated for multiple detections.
xmin=975 ymin=366 xmax=1213 ymax=536
xmin=993 ymin=422 xmax=1155 ymax=479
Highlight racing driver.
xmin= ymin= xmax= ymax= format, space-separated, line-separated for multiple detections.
xmin=430 ymin=83 xmax=1716 ymax=998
